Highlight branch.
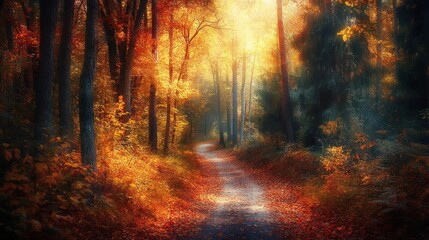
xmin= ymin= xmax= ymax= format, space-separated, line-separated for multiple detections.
xmin=189 ymin=17 xmax=221 ymax=43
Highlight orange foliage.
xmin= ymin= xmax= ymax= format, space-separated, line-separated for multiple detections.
xmin=0 ymin=138 xmax=219 ymax=239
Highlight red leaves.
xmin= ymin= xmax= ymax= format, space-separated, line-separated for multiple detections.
xmin=231 ymin=147 xmax=365 ymax=240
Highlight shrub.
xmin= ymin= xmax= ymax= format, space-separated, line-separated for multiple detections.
xmin=267 ymin=148 xmax=320 ymax=181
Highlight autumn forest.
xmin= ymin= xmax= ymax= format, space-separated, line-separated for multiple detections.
xmin=0 ymin=0 xmax=428 ymax=239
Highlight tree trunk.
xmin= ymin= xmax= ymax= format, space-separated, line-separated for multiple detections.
xmin=57 ymin=0 xmax=75 ymax=138
xmin=240 ymin=51 xmax=246 ymax=144
xmin=149 ymin=0 xmax=158 ymax=151
xmin=276 ymin=0 xmax=295 ymax=142
xmin=79 ymin=0 xmax=98 ymax=169
xmin=121 ymin=0 xmax=147 ymax=114
xmin=215 ymin=62 xmax=225 ymax=147
xmin=28 ymin=0 xmax=38 ymax=101
xmin=149 ymin=83 xmax=157 ymax=150
xmin=375 ymin=0 xmax=382 ymax=109
xmin=225 ymin=73 xmax=232 ymax=142
xmin=5 ymin=4 xmax=19 ymax=101
xmin=101 ymin=0 xmax=119 ymax=92
xmin=118 ymin=1 xmax=131 ymax=103
xmin=164 ymin=12 xmax=174 ymax=154
xmin=248 ymin=52 xmax=256 ymax=139
xmin=171 ymin=43 xmax=190 ymax=145
xmin=232 ymin=38 xmax=238 ymax=146
xmin=143 ymin=0 xmax=149 ymax=31
xmin=19 ymin=0 xmax=37 ymax=102
xmin=35 ymin=0 xmax=59 ymax=146
xmin=5 ymin=4 xmax=14 ymax=52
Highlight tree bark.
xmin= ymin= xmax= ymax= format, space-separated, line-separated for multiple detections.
xmin=225 ymin=73 xmax=232 ymax=142
xmin=79 ymin=0 xmax=98 ymax=169
xmin=121 ymin=0 xmax=147 ymax=114
xmin=5 ymin=15 xmax=14 ymax=51
xmin=149 ymin=0 xmax=158 ymax=151
xmin=35 ymin=0 xmax=59 ymax=146
xmin=276 ymin=0 xmax=295 ymax=142
xmin=57 ymin=0 xmax=75 ymax=138
xmin=171 ymin=43 xmax=190 ymax=145
xmin=240 ymin=51 xmax=246 ymax=144
xmin=164 ymin=12 xmax=174 ymax=154
xmin=118 ymin=1 xmax=131 ymax=102
xmin=19 ymin=0 xmax=36 ymax=102
xmin=232 ymin=37 xmax=238 ymax=146
xmin=248 ymin=52 xmax=256 ymax=139
xmin=215 ymin=62 xmax=225 ymax=147
xmin=101 ymin=0 xmax=119 ymax=92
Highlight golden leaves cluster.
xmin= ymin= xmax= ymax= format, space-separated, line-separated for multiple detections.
xmin=337 ymin=25 xmax=365 ymax=42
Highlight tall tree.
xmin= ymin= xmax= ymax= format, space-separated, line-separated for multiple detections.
xmin=240 ymin=51 xmax=246 ymax=144
xmin=79 ymin=0 xmax=98 ymax=169
xmin=276 ymin=0 xmax=295 ymax=142
xmin=171 ymin=9 xmax=219 ymax=144
xmin=395 ymin=0 xmax=429 ymax=112
xmin=295 ymin=1 xmax=370 ymax=145
xmin=100 ymin=0 xmax=119 ymax=91
xmin=35 ymin=0 xmax=59 ymax=146
xmin=57 ymin=0 xmax=75 ymax=137
xmin=149 ymin=0 xmax=158 ymax=151
xmin=231 ymin=36 xmax=238 ymax=146
xmin=213 ymin=61 xmax=225 ymax=147
xmin=121 ymin=0 xmax=148 ymax=114
xmin=4 ymin=3 xmax=14 ymax=51
xmin=225 ymin=73 xmax=232 ymax=142
xmin=247 ymin=51 xmax=257 ymax=139
xmin=164 ymin=12 xmax=174 ymax=154
xmin=18 ymin=0 xmax=37 ymax=101
xmin=100 ymin=0 xmax=147 ymax=114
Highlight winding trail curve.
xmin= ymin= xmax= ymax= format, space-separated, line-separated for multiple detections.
xmin=192 ymin=143 xmax=278 ymax=240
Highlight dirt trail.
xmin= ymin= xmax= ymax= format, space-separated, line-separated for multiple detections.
xmin=191 ymin=143 xmax=278 ymax=240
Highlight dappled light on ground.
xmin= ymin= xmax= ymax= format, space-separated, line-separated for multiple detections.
xmin=192 ymin=143 xmax=277 ymax=239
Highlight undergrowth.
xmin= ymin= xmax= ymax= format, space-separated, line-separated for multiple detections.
xmin=237 ymin=132 xmax=429 ymax=239
xmin=0 ymin=141 xmax=211 ymax=239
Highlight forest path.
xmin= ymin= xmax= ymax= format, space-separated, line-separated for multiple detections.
xmin=191 ymin=143 xmax=278 ymax=240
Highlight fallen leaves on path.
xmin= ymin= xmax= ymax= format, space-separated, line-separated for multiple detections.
xmin=128 ymin=149 xmax=222 ymax=239
xmin=213 ymin=148 xmax=373 ymax=240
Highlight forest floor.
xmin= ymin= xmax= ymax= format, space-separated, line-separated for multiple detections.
xmin=190 ymin=143 xmax=278 ymax=239
xmin=189 ymin=142 xmax=373 ymax=240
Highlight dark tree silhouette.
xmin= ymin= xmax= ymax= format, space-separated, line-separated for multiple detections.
xmin=231 ymin=37 xmax=238 ymax=146
xmin=35 ymin=0 xmax=59 ymax=146
xmin=57 ymin=0 xmax=75 ymax=137
xmin=395 ymin=0 xmax=429 ymax=112
xmin=276 ymin=0 xmax=295 ymax=142
xmin=79 ymin=0 xmax=98 ymax=169
xmin=149 ymin=0 xmax=158 ymax=151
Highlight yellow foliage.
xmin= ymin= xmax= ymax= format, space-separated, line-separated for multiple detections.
xmin=320 ymin=120 xmax=340 ymax=136
xmin=337 ymin=25 xmax=365 ymax=42
xmin=336 ymin=0 xmax=368 ymax=8
xmin=321 ymin=146 xmax=349 ymax=172
xmin=71 ymin=181 xmax=84 ymax=190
